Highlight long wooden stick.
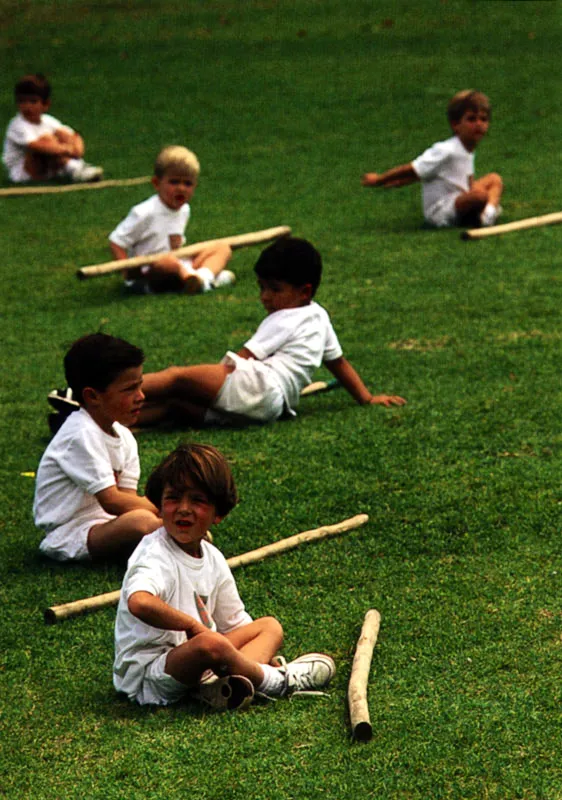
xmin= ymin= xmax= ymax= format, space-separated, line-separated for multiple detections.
xmin=462 ymin=211 xmax=562 ymax=240
xmin=44 ymin=513 xmax=368 ymax=623
xmin=348 ymin=609 xmax=381 ymax=742
xmin=76 ymin=225 xmax=292 ymax=279
xmin=0 ymin=175 xmax=151 ymax=197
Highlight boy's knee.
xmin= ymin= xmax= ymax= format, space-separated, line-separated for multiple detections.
xmin=217 ymin=243 xmax=232 ymax=262
xmin=192 ymin=630 xmax=233 ymax=665
xmin=489 ymin=172 xmax=503 ymax=191
xmin=125 ymin=509 xmax=160 ymax=536
xmin=257 ymin=616 xmax=284 ymax=646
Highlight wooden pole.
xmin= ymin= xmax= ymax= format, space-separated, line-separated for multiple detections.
xmin=0 ymin=176 xmax=151 ymax=197
xmin=76 ymin=225 xmax=292 ymax=279
xmin=348 ymin=609 xmax=381 ymax=742
xmin=462 ymin=211 xmax=562 ymax=240
xmin=44 ymin=513 xmax=369 ymax=623
xmin=299 ymin=379 xmax=340 ymax=397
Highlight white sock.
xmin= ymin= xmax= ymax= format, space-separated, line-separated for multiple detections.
xmin=481 ymin=203 xmax=498 ymax=227
xmin=195 ymin=266 xmax=215 ymax=291
xmin=63 ymin=158 xmax=85 ymax=177
xmin=257 ymin=664 xmax=285 ymax=697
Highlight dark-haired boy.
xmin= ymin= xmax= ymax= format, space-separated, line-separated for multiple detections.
xmin=137 ymin=237 xmax=405 ymax=428
xmin=2 ymin=73 xmax=103 ymax=183
xmin=114 ymin=442 xmax=335 ymax=709
xmin=33 ymin=334 xmax=160 ymax=562
xmin=362 ymin=89 xmax=503 ymax=228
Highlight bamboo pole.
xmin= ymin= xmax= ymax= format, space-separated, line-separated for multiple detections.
xmin=0 ymin=176 xmax=151 ymax=197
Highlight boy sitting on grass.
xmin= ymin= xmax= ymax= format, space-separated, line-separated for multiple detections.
xmin=34 ymin=334 xmax=160 ymax=562
xmin=2 ymin=73 xmax=103 ymax=183
xmin=113 ymin=442 xmax=336 ymax=710
xmin=108 ymin=145 xmax=234 ymax=295
xmin=137 ymin=236 xmax=406 ymax=428
xmin=362 ymin=89 xmax=503 ymax=228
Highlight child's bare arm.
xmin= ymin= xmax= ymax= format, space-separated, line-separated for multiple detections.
xmin=128 ymin=590 xmax=208 ymax=637
xmin=362 ymin=163 xmax=419 ymax=188
xmin=96 ymin=485 xmax=159 ymax=516
xmin=236 ymin=347 xmax=256 ymax=359
xmin=109 ymin=240 xmax=128 ymax=260
xmin=27 ymin=131 xmax=83 ymax=159
xmin=53 ymin=128 xmax=84 ymax=158
xmin=325 ymin=356 xmax=406 ymax=407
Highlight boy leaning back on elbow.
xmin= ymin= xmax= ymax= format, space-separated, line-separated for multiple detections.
xmin=113 ymin=442 xmax=336 ymax=710
xmin=137 ymin=236 xmax=406 ymax=429
xmin=362 ymin=90 xmax=503 ymax=228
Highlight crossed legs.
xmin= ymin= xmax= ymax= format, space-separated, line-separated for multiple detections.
xmin=139 ymin=363 xmax=231 ymax=426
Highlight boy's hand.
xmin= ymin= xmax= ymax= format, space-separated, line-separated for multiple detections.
xmin=367 ymin=394 xmax=407 ymax=407
xmin=361 ymin=172 xmax=381 ymax=187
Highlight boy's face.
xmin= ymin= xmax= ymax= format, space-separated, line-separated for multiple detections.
xmin=84 ymin=365 xmax=144 ymax=434
xmin=17 ymin=94 xmax=50 ymax=124
xmin=452 ymin=108 xmax=489 ymax=152
xmin=257 ymin=278 xmax=312 ymax=315
xmin=160 ymin=479 xmax=221 ymax=555
xmin=152 ymin=172 xmax=196 ymax=211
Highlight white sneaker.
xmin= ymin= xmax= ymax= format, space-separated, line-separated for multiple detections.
xmin=480 ymin=204 xmax=503 ymax=227
xmin=70 ymin=162 xmax=104 ymax=183
xmin=213 ymin=270 xmax=236 ymax=289
xmin=280 ymin=653 xmax=336 ymax=697
xmin=195 ymin=673 xmax=254 ymax=711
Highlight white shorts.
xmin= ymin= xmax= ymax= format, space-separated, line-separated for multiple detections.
xmin=205 ymin=351 xmax=285 ymax=425
xmin=38 ymin=508 xmax=115 ymax=561
xmin=424 ymin=194 xmax=460 ymax=228
xmin=134 ymin=651 xmax=186 ymax=706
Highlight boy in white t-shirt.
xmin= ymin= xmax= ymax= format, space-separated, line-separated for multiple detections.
xmin=362 ymin=90 xmax=503 ymax=228
xmin=108 ymin=145 xmax=234 ymax=295
xmin=34 ymin=334 xmax=160 ymax=562
xmin=2 ymin=73 xmax=103 ymax=183
xmin=114 ymin=442 xmax=336 ymax=709
xmin=137 ymin=236 xmax=406 ymax=428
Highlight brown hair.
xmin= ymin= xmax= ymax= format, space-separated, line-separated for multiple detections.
xmin=15 ymin=73 xmax=51 ymax=102
xmin=447 ymin=90 xmax=491 ymax=125
xmin=145 ymin=443 xmax=238 ymax=517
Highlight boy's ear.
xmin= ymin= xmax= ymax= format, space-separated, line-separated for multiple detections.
xmin=301 ymin=283 xmax=314 ymax=303
xmin=82 ymin=386 xmax=99 ymax=406
xmin=213 ymin=514 xmax=224 ymax=525
xmin=151 ymin=176 xmax=160 ymax=191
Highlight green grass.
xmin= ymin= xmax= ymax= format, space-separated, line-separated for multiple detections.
xmin=1 ymin=1 xmax=562 ymax=798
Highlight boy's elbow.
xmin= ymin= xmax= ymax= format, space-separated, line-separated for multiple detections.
xmin=128 ymin=591 xmax=153 ymax=618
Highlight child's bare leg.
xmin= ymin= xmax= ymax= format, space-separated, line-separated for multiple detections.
xmin=165 ymin=630 xmax=265 ymax=688
xmin=23 ymin=149 xmax=65 ymax=180
xmin=142 ymin=363 xmax=230 ymax=405
xmin=455 ymin=172 xmax=503 ymax=222
xmin=224 ymin=617 xmax=284 ymax=664
xmin=192 ymin=243 xmax=232 ymax=279
xmin=88 ymin=509 xmax=161 ymax=560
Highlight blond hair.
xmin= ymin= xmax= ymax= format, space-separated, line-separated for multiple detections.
xmin=154 ymin=146 xmax=200 ymax=181
xmin=447 ymin=90 xmax=491 ymax=125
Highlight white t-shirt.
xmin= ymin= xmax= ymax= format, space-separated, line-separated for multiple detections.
xmin=33 ymin=408 xmax=140 ymax=532
xmin=244 ymin=301 xmax=343 ymax=413
xmin=108 ymin=193 xmax=191 ymax=257
xmin=2 ymin=112 xmax=73 ymax=182
xmin=113 ymin=528 xmax=252 ymax=699
xmin=412 ymin=135 xmax=474 ymax=220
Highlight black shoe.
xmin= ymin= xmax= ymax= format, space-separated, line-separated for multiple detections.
xmin=48 ymin=413 xmax=66 ymax=436
xmin=48 ymin=388 xmax=79 ymax=413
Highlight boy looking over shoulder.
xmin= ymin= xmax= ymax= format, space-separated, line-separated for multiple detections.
xmin=108 ymin=145 xmax=234 ymax=295
xmin=137 ymin=236 xmax=406 ymax=428
xmin=2 ymin=73 xmax=103 ymax=183
xmin=362 ymin=90 xmax=503 ymax=228
xmin=113 ymin=442 xmax=336 ymax=709
xmin=33 ymin=334 xmax=160 ymax=562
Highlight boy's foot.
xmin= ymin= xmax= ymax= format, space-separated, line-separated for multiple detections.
xmin=282 ymin=653 xmax=336 ymax=696
xmin=195 ymin=673 xmax=254 ymax=711
xmin=70 ymin=162 xmax=104 ymax=183
xmin=213 ymin=270 xmax=236 ymax=290
xmin=48 ymin=388 xmax=79 ymax=414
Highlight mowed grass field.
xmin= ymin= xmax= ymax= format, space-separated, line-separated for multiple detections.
xmin=1 ymin=1 xmax=561 ymax=798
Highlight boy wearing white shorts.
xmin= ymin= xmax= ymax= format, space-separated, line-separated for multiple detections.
xmin=362 ymin=90 xmax=503 ymax=228
xmin=137 ymin=237 xmax=406 ymax=429
xmin=34 ymin=334 xmax=160 ymax=562
xmin=113 ymin=442 xmax=336 ymax=710
xmin=109 ymin=145 xmax=234 ymax=295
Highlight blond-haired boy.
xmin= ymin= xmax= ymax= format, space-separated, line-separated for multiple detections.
xmin=362 ymin=90 xmax=503 ymax=228
xmin=109 ymin=145 xmax=234 ymax=295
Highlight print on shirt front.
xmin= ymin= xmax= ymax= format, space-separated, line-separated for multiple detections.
xmin=195 ymin=593 xmax=213 ymax=628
